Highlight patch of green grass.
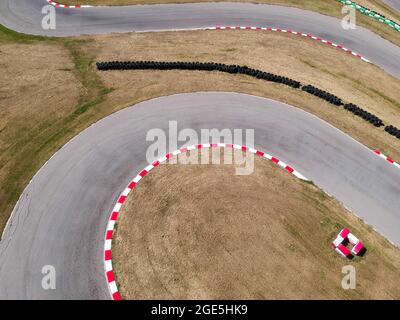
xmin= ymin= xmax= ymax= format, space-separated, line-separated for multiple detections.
xmin=62 ymin=40 xmax=114 ymax=119
xmin=0 ymin=24 xmax=52 ymax=44
xmin=222 ymin=48 xmax=237 ymax=53
xmin=0 ymin=36 xmax=114 ymax=233
xmin=320 ymin=216 xmax=332 ymax=228
xmin=301 ymin=185 xmax=331 ymax=215
xmin=286 ymin=223 xmax=301 ymax=239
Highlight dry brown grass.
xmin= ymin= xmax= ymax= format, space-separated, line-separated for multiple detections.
xmin=113 ymin=149 xmax=400 ymax=299
xmin=0 ymin=41 xmax=81 ymax=230
xmin=0 ymin=43 xmax=79 ymax=131
xmin=64 ymin=0 xmax=400 ymax=46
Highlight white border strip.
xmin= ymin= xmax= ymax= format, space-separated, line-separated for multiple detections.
xmin=373 ymin=149 xmax=400 ymax=169
xmin=46 ymin=0 xmax=92 ymax=8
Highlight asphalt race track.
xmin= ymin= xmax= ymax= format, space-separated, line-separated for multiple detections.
xmin=1 ymin=92 xmax=400 ymax=299
xmin=1 ymin=1 xmax=400 ymax=300
xmin=1 ymin=1 xmax=400 ymax=79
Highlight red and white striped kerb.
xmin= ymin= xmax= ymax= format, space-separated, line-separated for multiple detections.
xmin=373 ymin=149 xmax=400 ymax=169
xmin=208 ymin=26 xmax=370 ymax=63
xmin=103 ymin=143 xmax=309 ymax=300
xmin=46 ymin=0 xmax=91 ymax=8
xmin=331 ymin=227 xmax=364 ymax=258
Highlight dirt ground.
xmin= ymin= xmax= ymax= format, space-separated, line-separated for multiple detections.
xmin=0 ymin=42 xmax=80 ymax=134
xmin=113 ymin=149 xmax=400 ymax=299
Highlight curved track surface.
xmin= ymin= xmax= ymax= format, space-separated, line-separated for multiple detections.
xmin=1 ymin=1 xmax=400 ymax=79
xmin=0 ymin=92 xmax=400 ymax=299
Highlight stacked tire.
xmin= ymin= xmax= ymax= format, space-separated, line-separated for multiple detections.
xmin=344 ymin=103 xmax=383 ymax=127
xmin=301 ymin=84 xmax=343 ymax=106
xmin=385 ymin=125 xmax=400 ymax=139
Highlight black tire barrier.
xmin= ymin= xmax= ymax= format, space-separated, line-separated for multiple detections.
xmin=344 ymin=103 xmax=384 ymax=127
xmin=97 ymin=60 xmax=399 ymax=139
xmin=301 ymin=84 xmax=343 ymax=106
xmin=96 ymin=61 xmax=302 ymax=89
xmin=385 ymin=125 xmax=400 ymax=139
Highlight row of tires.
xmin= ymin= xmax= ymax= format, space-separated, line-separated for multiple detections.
xmin=344 ymin=103 xmax=384 ymax=127
xmin=97 ymin=60 xmax=400 ymax=140
xmin=301 ymin=85 xmax=343 ymax=106
xmin=385 ymin=125 xmax=400 ymax=139
xmin=96 ymin=61 xmax=301 ymax=88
